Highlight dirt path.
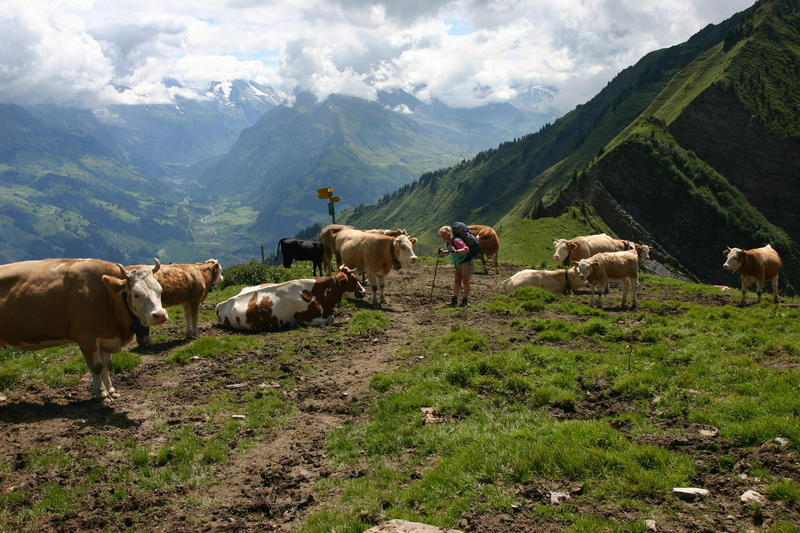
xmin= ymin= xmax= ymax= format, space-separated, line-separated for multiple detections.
xmin=0 ymin=262 xmax=517 ymax=532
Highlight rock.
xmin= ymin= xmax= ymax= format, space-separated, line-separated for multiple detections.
xmin=225 ymin=383 xmax=247 ymax=389
xmin=189 ymin=356 xmax=200 ymax=361
xmin=672 ymin=487 xmax=709 ymax=501
xmin=774 ymin=437 xmax=790 ymax=446
xmin=740 ymin=490 xmax=766 ymax=504
xmin=0 ymin=395 xmax=7 ymax=403
xmin=550 ymin=491 xmax=570 ymax=504
xmin=699 ymin=428 xmax=718 ymax=437
xmin=231 ymin=414 xmax=246 ymax=420
xmin=645 ymin=519 xmax=657 ymax=531
xmin=364 ymin=519 xmax=462 ymax=533
xmin=421 ymin=407 xmax=442 ymax=425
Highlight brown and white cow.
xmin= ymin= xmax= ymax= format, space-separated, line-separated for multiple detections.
xmin=215 ymin=266 xmax=365 ymax=331
xmin=501 ymin=268 xmax=586 ymax=295
xmin=468 ymin=224 xmax=501 ymax=274
xmin=722 ymin=244 xmax=781 ymax=305
xmin=0 ymin=258 xmax=167 ymax=400
xmin=552 ymin=233 xmax=628 ymax=265
xmin=575 ymin=250 xmax=640 ymax=309
xmin=337 ymin=229 xmax=418 ymax=306
xmin=128 ymin=259 xmax=224 ymax=346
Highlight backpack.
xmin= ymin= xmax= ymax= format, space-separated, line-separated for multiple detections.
xmin=452 ymin=222 xmax=482 ymax=261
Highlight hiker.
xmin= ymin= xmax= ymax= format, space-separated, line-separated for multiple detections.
xmin=438 ymin=225 xmax=475 ymax=306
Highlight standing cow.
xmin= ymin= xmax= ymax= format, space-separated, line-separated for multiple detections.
xmin=468 ymin=224 xmax=501 ymax=274
xmin=337 ymin=229 xmax=418 ymax=306
xmin=278 ymin=238 xmax=325 ymax=276
xmin=722 ymin=244 xmax=781 ymax=305
xmin=128 ymin=259 xmax=224 ymax=346
xmin=215 ymin=266 xmax=365 ymax=331
xmin=319 ymin=224 xmax=354 ymax=274
xmin=575 ymin=250 xmax=640 ymax=309
xmin=0 ymin=258 xmax=167 ymax=400
xmin=552 ymin=233 xmax=629 ymax=265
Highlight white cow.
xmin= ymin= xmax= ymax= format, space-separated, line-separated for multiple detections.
xmin=501 ymin=268 xmax=586 ymax=295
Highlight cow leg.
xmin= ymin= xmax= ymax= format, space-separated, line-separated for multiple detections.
xmin=739 ymin=277 xmax=751 ymax=306
xmin=370 ymin=275 xmax=380 ymax=307
xmin=379 ymin=276 xmax=387 ymax=304
xmin=631 ymin=276 xmax=638 ymax=310
xmin=183 ymin=302 xmax=199 ymax=338
xmin=480 ymin=254 xmax=488 ymax=274
xmin=756 ymin=277 xmax=766 ymax=303
xmin=78 ymin=340 xmax=106 ymax=400
xmin=493 ymin=253 xmax=499 ymax=275
xmin=99 ymin=350 xmax=119 ymax=399
xmin=588 ymin=285 xmax=595 ymax=308
xmin=620 ymin=279 xmax=628 ymax=309
xmin=136 ymin=327 xmax=152 ymax=347
xmin=771 ymin=276 xmax=780 ymax=304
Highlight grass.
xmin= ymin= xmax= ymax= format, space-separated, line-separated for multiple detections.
xmin=305 ymin=276 xmax=800 ymax=531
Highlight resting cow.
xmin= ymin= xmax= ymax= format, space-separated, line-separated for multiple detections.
xmin=722 ymin=245 xmax=781 ymax=305
xmin=575 ymin=250 xmax=640 ymax=309
xmin=502 ymin=268 xmax=586 ymax=295
xmin=337 ymin=229 xmax=418 ymax=306
xmin=215 ymin=266 xmax=365 ymax=331
xmin=278 ymin=238 xmax=325 ymax=276
xmin=468 ymin=224 xmax=501 ymax=274
xmin=128 ymin=259 xmax=224 ymax=346
xmin=0 ymin=258 xmax=167 ymax=400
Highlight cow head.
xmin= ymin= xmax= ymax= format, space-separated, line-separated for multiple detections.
xmin=723 ymin=247 xmax=745 ymax=272
xmin=553 ymin=239 xmax=575 ymax=262
xmin=635 ymin=244 xmax=651 ymax=261
xmin=393 ymin=234 xmax=418 ymax=266
xmin=206 ymin=259 xmax=224 ymax=286
xmin=575 ymin=258 xmax=598 ymax=282
xmin=338 ymin=266 xmax=366 ymax=298
xmin=103 ymin=259 xmax=168 ymax=326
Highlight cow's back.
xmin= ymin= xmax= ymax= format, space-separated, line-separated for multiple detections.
xmin=157 ymin=265 xmax=208 ymax=307
xmin=747 ymin=245 xmax=782 ymax=279
xmin=573 ymin=234 xmax=617 ymax=261
xmin=0 ymin=259 xmax=122 ymax=347
xmin=594 ymin=251 xmax=639 ymax=279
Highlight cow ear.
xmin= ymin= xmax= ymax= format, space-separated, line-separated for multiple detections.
xmin=410 ymin=237 xmax=418 ymax=244
xmin=591 ymin=262 xmax=601 ymax=272
xmin=571 ymin=260 xmax=579 ymax=267
xmin=567 ymin=242 xmax=577 ymax=250
xmin=722 ymin=248 xmax=730 ymax=256
xmin=102 ymin=274 xmax=127 ymax=293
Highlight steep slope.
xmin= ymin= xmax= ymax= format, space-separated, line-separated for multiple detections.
xmin=0 ymin=104 xmax=192 ymax=263
xmin=200 ymin=92 xmax=545 ymax=242
xmin=345 ymin=0 xmax=800 ymax=289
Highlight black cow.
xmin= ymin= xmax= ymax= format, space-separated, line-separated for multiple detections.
xmin=277 ymin=238 xmax=325 ymax=276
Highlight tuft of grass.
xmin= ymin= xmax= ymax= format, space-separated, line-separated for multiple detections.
xmin=766 ymin=480 xmax=800 ymax=509
xmin=165 ymin=335 xmax=266 ymax=364
xmin=344 ymin=310 xmax=390 ymax=335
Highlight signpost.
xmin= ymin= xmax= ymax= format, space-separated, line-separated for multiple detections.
xmin=317 ymin=187 xmax=341 ymax=224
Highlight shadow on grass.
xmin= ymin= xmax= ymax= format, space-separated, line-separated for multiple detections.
xmin=131 ymin=337 xmax=194 ymax=354
xmin=0 ymin=399 xmax=139 ymax=428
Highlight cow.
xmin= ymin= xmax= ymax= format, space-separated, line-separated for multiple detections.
xmin=0 ymin=258 xmax=167 ymax=400
xmin=575 ymin=250 xmax=640 ymax=309
xmin=552 ymin=233 xmax=628 ymax=265
xmin=337 ymin=229 xmax=418 ymax=306
xmin=722 ymin=244 xmax=781 ymax=305
xmin=277 ymin=238 xmax=325 ymax=276
xmin=215 ymin=266 xmax=365 ymax=331
xmin=319 ymin=224 xmax=354 ymax=274
xmin=467 ymin=224 xmax=501 ymax=274
xmin=128 ymin=259 xmax=224 ymax=347
xmin=501 ymin=267 xmax=587 ymax=295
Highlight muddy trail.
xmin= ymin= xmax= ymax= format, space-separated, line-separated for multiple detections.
xmin=1 ymin=264 xmax=798 ymax=532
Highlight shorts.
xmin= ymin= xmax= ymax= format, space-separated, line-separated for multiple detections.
xmin=454 ymin=259 xmax=474 ymax=275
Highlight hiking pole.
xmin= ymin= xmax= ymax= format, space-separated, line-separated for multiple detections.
xmin=430 ymin=251 xmax=441 ymax=301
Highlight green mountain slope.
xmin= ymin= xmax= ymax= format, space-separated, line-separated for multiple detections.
xmin=0 ymin=104 xmax=192 ymax=263
xmin=198 ymin=92 xmax=544 ymax=243
xmin=345 ymin=0 xmax=800 ymax=289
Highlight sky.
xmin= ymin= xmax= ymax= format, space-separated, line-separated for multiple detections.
xmin=0 ymin=0 xmax=756 ymax=114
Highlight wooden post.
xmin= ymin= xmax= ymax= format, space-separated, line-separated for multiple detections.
xmin=260 ymin=246 xmax=265 ymax=264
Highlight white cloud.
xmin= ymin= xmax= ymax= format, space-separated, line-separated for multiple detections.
xmin=0 ymin=0 xmax=756 ymax=112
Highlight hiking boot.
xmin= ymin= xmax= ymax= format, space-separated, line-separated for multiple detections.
xmin=459 ymin=297 xmax=469 ymax=307
xmin=450 ymin=295 xmax=458 ymax=306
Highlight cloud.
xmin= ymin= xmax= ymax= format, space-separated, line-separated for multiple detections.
xmin=0 ymin=0 xmax=756 ymax=112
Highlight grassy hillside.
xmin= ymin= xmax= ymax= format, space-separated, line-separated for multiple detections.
xmin=345 ymin=0 xmax=800 ymax=288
